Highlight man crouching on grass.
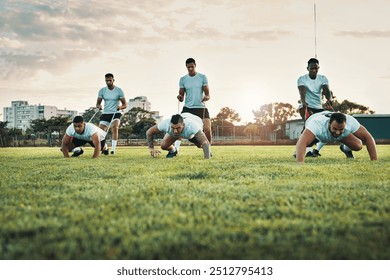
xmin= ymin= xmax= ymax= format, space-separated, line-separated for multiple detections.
xmin=295 ymin=111 xmax=377 ymax=164
xmin=146 ymin=113 xmax=211 ymax=159
xmin=61 ymin=116 xmax=109 ymax=158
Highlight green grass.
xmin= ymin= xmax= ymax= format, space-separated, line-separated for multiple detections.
xmin=0 ymin=145 xmax=389 ymax=259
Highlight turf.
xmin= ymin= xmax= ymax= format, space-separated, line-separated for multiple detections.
xmin=0 ymin=145 xmax=389 ymax=259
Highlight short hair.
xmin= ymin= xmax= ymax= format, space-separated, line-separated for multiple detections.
xmin=329 ymin=112 xmax=346 ymax=124
xmin=105 ymin=73 xmax=114 ymax=79
xmin=185 ymin=58 xmax=196 ymax=65
xmin=170 ymin=114 xmax=184 ymax=125
xmin=73 ymin=116 xmax=84 ymax=123
xmin=307 ymin=58 xmax=319 ymax=65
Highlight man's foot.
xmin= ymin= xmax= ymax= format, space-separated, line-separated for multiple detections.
xmin=71 ymin=148 xmax=84 ymax=157
xmin=166 ymin=150 xmax=178 ymax=158
xmin=110 ymin=151 xmax=115 ymax=155
xmin=101 ymin=148 xmax=109 ymax=155
xmin=305 ymin=151 xmax=315 ymax=157
xmin=312 ymin=149 xmax=321 ymax=157
xmin=340 ymin=144 xmax=354 ymax=158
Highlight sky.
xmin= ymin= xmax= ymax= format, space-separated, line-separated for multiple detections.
xmin=1 ymin=0 xmax=390 ymax=124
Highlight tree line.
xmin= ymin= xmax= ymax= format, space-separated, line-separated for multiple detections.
xmin=0 ymin=99 xmax=373 ymax=147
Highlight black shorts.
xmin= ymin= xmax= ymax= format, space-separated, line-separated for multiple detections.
xmin=71 ymin=137 xmax=106 ymax=150
xmin=299 ymin=107 xmax=324 ymax=120
xmin=188 ymin=137 xmax=202 ymax=148
xmin=181 ymin=107 xmax=210 ymax=119
xmin=100 ymin=113 xmax=122 ymax=122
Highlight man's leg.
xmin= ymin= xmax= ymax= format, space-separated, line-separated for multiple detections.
xmin=339 ymin=134 xmax=363 ymax=158
xmin=161 ymin=134 xmax=178 ymax=158
xmin=203 ymin=118 xmax=212 ymax=143
xmin=110 ymin=119 xmax=120 ymax=154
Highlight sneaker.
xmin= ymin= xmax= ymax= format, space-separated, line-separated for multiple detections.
xmin=101 ymin=148 xmax=109 ymax=155
xmin=340 ymin=144 xmax=354 ymax=158
xmin=110 ymin=151 xmax=115 ymax=155
xmin=312 ymin=149 xmax=321 ymax=157
xmin=71 ymin=148 xmax=84 ymax=157
xmin=305 ymin=151 xmax=315 ymax=157
xmin=166 ymin=150 xmax=178 ymax=158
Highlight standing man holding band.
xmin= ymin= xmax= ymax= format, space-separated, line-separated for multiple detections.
xmin=177 ymin=58 xmax=212 ymax=144
xmin=297 ymin=58 xmax=333 ymax=157
xmin=96 ymin=73 xmax=127 ymax=155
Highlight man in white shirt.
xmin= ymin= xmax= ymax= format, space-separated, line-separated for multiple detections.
xmin=96 ymin=73 xmax=127 ymax=155
xmin=295 ymin=111 xmax=377 ymax=163
xmin=297 ymin=58 xmax=333 ymax=157
xmin=146 ymin=113 xmax=211 ymax=159
xmin=61 ymin=116 xmax=108 ymax=158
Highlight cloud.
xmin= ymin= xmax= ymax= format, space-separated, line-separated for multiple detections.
xmin=232 ymin=30 xmax=292 ymax=41
xmin=334 ymin=30 xmax=390 ymax=38
xmin=0 ymin=1 xmax=171 ymax=79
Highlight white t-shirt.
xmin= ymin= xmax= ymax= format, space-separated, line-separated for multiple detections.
xmin=297 ymin=74 xmax=329 ymax=109
xmin=157 ymin=113 xmax=203 ymax=139
xmin=98 ymin=86 xmax=125 ymax=113
xmin=66 ymin=122 xmax=106 ymax=141
xmin=305 ymin=111 xmax=361 ymax=142
xmin=179 ymin=73 xmax=208 ymax=108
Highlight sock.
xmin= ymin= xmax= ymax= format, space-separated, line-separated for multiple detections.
xmin=171 ymin=146 xmax=177 ymax=153
xmin=316 ymin=142 xmax=325 ymax=151
xmin=341 ymin=144 xmax=352 ymax=152
xmin=306 ymin=147 xmax=312 ymax=154
xmin=174 ymin=140 xmax=181 ymax=153
xmin=111 ymin=140 xmax=117 ymax=152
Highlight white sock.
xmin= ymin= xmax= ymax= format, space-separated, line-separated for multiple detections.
xmin=316 ymin=142 xmax=325 ymax=151
xmin=111 ymin=140 xmax=117 ymax=152
xmin=306 ymin=147 xmax=312 ymax=153
xmin=171 ymin=146 xmax=177 ymax=153
xmin=174 ymin=140 xmax=181 ymax=153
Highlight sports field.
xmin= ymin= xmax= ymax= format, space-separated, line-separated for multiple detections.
xmin=0 ymin=145 xmax=389 ymax=260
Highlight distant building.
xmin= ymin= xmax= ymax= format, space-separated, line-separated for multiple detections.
xmin=353 ymin=114 xmax=390 ymax=141
xmin=127 ymin=96 xmax=151 ymax=112
xmin=3 ymin=100 xmax=78 ymax=131
xmin=126 ymin=96 xmax=163 ymax=123
xmin=285 ymin=119 xmax=304 ymax=140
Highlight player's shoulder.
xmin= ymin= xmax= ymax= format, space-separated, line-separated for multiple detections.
xmin=197 ymin=72 xmax=207 ymax=78
xmin=317 ymin=74 xmax=328 ymax=80
xmin=297 ymin=74 xmax=308 ymax=82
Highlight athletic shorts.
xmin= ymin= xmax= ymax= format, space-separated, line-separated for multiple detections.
xmin=188 ymin=136 xmax=202 ymax=148
xmin=299 ymin=107 xmax=324 ymax=120
xmin=181 ymin=107 xmax=210 ymax=119
xmin=299 ymin=107 xmax=325 ymax=134
xmin=71 ymin=137 xmax=106 ymax=150
xmin=100 ymin=113 xmax=122 ymax=122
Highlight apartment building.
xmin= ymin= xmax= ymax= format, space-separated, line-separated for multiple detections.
xmin=3 ymin=100 xmax=77 ymax=131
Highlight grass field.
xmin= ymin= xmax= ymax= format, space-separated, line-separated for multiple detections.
xmin=0 ymin=145 xmax=389 ymax=260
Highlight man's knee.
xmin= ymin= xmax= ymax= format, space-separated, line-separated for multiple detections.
xmin=354 ymin=143 xmax=363 ymax=151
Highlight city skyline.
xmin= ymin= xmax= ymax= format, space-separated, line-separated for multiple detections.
xmin=1 ymin=0 xmax=389 ymax=124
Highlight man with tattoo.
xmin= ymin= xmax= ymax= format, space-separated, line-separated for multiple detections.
xmin=146 ymin=113 xmax=211 ymax=159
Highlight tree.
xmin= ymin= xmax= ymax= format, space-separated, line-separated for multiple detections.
xmin=253 ymin=102 xmax=296 ymax=126
xmin=213 ymin=107 xmax=241 ymax=123
xmin=82 ymin=107 xmax=101 ymax=125
xmin=0 ymin=121 xmax=9 ymax=146
xmin=331 ymin=99 xmax=374 ymax=115
xmin=8 ymin=128 xmax=23 ymax=146
xmin=252 ymin=102 xmax=296 ymax=140
xmin=30 ymin=118 xmax=49 ymax=139
xmin=244 ymin=124 xmax=258 ymax=141
xmin=211 ymin=107 xmax=241 ymax=138
xmin=120 ymin=107 xmax=158 ymax=139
